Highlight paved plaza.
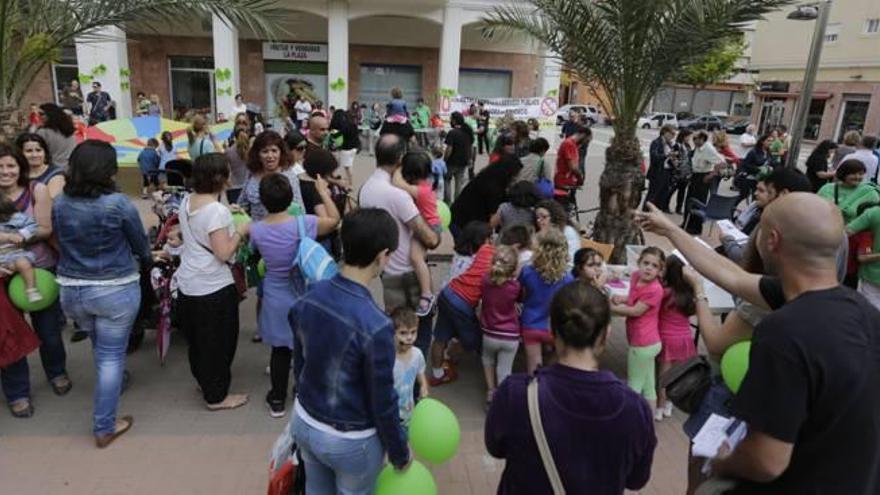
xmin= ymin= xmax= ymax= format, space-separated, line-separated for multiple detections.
xmin=0 ymin=127 xmax=743 ymax=494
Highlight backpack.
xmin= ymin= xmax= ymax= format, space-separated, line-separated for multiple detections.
xmin=291 ymin=215 xmax=337 ymax=291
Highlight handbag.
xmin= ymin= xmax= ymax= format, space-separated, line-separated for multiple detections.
xmin=659 ymin=355 xmax=713 ymax=414
xmin=528 ymin=377 xmax=566 ymax=495
xmin=535 ymin=158 xmax=555 ymax=199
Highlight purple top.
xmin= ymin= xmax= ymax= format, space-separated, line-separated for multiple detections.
xmin=485 ymin=364 xmax=656 ymax=494
xmin=480 ymin=276 xmax=521 ymax=340
xmin=249 ymin=215 xmax=318 ymax=278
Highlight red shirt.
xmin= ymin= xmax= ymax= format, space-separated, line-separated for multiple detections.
xmin=554 ymin=137 xmax=580 ymax=188
xmin=848 ymin=232 xmax=874 ymax=275
xmin=449 ymin=243 xmax=495 ymax=306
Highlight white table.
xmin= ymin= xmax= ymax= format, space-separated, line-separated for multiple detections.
xmin=605 ymin=265 xmax=735 ymax=315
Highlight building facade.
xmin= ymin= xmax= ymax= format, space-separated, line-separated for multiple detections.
xmin=748 ymin=0 xmax=880 ymax=141
xmin=25 ymin=0 xmax=560 ymax=127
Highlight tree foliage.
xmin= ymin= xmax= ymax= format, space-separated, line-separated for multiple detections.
xmin=0 ymin=0 xmax=283 ymax=133
xmin=677 ymin=37 xmax=747 ymax=88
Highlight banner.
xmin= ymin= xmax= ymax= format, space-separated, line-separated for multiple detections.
xmin=262 ymin=42 xmax=328 ymax=62
xmin=437 ymin=96 xmax=559 ymax=121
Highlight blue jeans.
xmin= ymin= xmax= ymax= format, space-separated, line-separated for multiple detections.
xmin=60 ymin=281 xmax=140 ymax=435
xmin=0 ymin=299 xmax=67 ymax=403
xmin=292 ymin=412 xmax=385 ymax=495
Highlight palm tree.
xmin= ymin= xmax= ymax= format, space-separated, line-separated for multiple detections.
xmin=483 ymin=0 xmax=791 ymax=261
xmin=0 ymin=0 xmax=284 ymax=141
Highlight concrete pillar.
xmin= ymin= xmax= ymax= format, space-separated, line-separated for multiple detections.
xmin=327 ymin=0 xmax=349 ymax=110
xmin=538 ymin=52 xmax=562 ymax=97
xmin=212 ymin=14 xmax=241 ymax=121
xmin=75 ymin=26 xmax=132 ymax=118
xmin=438 ymin=5 xmax=463 ymax=95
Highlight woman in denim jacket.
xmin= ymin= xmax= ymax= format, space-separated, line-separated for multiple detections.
xmin=0 ymin=144 xmax=70 ymax=419
xmin=53 ymin=140 xmax=151 ymax=448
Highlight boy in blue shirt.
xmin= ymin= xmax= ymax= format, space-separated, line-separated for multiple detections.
xmin=137 ymin=138 xmax=160 ymax=198
xmin=430 ymin=144 xmax=447 ymax=201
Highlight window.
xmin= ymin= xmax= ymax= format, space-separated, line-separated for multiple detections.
xmin=824 ymin=23 xmax=841 ymax=43
xmin=458 ymin=69 xmax=512 ymax=99
xmin=168 ymin=56 xmax=215 ymax=120
xmin=865 ymin=18 xmax=880 ymax=34
xmin=51 ymin=46 xmax=79 ymax=106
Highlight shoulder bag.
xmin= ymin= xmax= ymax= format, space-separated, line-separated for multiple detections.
xmin=535 ymin=158 xmax=555 ymax=199
xmin=528 ymin=377 xmax=566 ymax=495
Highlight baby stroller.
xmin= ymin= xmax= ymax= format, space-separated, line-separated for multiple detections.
xmin=129 ymin=160 xmax=190 ymax=361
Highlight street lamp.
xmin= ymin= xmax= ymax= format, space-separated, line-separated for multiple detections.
xmin=786 ymin=1 xmax=831 ymax=169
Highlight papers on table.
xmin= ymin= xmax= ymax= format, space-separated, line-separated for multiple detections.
xmin=717 ymin=220 xmax=749 ymax=245
xmin=693 ymin=413 xmax=748 ymax=473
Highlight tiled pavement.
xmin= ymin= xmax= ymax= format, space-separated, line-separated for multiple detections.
xmin=0 ymin=132 xmax=697 ymax=494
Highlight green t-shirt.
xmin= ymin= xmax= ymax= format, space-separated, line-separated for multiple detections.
xmin=848 ymin=206 xmax=880 ymax=284
xmin=413 ymin=105 xmax=431 ymax=129
xmin=818 ymin=182 xmax=880 ymax=223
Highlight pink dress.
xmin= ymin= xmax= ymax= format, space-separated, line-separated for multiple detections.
xmin=658 ymin=288 xmax=697 ymax=363
xmin=624 ymin=272 xmax=663 ymax=347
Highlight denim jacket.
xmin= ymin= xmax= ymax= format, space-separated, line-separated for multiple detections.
xmin=290 ymin=274 xmax=409 ymax=468
xmin=53 ymin=192 xmax=151 ymax=280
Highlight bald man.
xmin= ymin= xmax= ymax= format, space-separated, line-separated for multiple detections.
xmin=638 ymin=197 xmax=880 ymax=494
xmin=306 ymin=115 xmax=329 ymax=151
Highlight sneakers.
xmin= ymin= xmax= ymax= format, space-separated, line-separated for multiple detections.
xmin=428 ymin=363 xmax=458 ymax=387
xmin=25 ymin=288 xmax=43 ymax=303
xmin=663 ymin=402 xmax=674 ymax=418
xmin=416 ymin=294 xmax=435 ymax=317
xmin=265 ymin=393 xmax=286 ymax=419
xmin=654 ymin=409 xmax=665 ymax=422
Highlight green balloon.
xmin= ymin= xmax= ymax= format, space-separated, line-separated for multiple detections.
xmin=721 ymin=341 xmax=752 ymax=393
xmin=408 ymin=398 xmax=460 ymax=464
xmin=436 ymin=200 xmax=451 ymax=231
xmin=375 ymin=461 xmax=437 ymax=495
xmin=231 ymin=212 xmax=251 ymax=227
xmin=8 ymin=268 xmax=59 ymax=312
xmin=257 ymin=259 xmax=266 ymax=279
xmin=287 ymin=204 xmax=304 ymax=217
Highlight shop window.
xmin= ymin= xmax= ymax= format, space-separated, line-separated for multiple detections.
xmin=836 ymin=97 xmax=870 ymax=142
xmin=169 ymin=56 xmax=215 ymax=120
xmin=804 ymin=99 xmax=825 ymax=140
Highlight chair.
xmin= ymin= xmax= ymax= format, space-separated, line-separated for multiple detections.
xmin=688 ymin=193 xmax=740 ymax=236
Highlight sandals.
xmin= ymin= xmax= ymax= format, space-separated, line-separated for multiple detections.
xmin=50 ymin=375 xmax=73 ymax=396
xmin=95 ymin=415 xmax=134 ymax=448
xmin=206 ymin=393 xmax=249 ymax=411
xmin=9 ymin=398 xmax=34 ymax=418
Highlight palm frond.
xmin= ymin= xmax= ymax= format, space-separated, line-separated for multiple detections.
xmin=482 ymin=0 xmax=794 ymax=138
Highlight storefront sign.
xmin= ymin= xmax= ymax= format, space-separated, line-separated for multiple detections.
xmin=262 ymin=42 xmax=328 ymax=62
xmin=439 ymin=96 xmax=559 ymax=120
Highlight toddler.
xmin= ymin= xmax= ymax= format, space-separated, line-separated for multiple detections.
xmin=430 ymin=144 xmax=447 ymax=200
xmin=137 ymin=138 xmax=161 ymax=198
xmin=390 ymin=307 xmax=429 ymax=425
xmin=0 ymin=199 xmax=41 ymax=302
xmin=655 ymin=255 xmax=697 ymax=420
xmin=393 ymin=151 xmax=441 ymax=316
xmin=499 ymin=224 xmax=534 ymax=267
xmin=480 ymin=245 xmax=521 ymax=408
xmin=610 ymin=247 xmax=665 ymax=413
xmin=572 ymin=248 xmax=607 ymax=291
xmin=386 ymin=87 xmax=409 ymax=119
xmin=519 ymin=228 xmax=575 ymax=374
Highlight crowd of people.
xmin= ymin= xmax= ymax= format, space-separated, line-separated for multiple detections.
xmin=6 ymin=82 xmax=880 ymax=495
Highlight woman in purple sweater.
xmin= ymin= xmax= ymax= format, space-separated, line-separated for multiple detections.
xmin=485 ymin=281 xmax=657 ymax=494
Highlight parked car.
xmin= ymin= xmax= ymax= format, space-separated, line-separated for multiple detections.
xmin=676 ymin=111 xmax=695 ymax=121
xmin=724 ymin=118 xmax=751 ymax=135
xmin=637 ymin=112 xmax=678 ymax=129
xmin=556 ymin=104 xmax=601 ymax=126
xmin=679 ymin=114 xmax=724 ymax=131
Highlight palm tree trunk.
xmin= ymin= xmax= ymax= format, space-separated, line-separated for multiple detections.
xmin=591 ymin=130 xmax=645 ymax=263
xmin=0 ymin=105 xmax=23 ymax=144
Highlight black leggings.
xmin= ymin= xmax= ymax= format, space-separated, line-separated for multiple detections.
xmin=268 ymin=346 xmax=293 ymax=403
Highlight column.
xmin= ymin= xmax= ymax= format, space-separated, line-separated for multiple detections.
xmin=327 ymin=0 xmax=349 ymax=110
xmin=538 ymin=52 xmax=562 ymax=97
xmin=438 ymin=5 xmax=463 ymax=95
xmin=213 ymin=14 xmax=241 ymax=121
xmin=75 ymin=26 xmax=132 ymax=118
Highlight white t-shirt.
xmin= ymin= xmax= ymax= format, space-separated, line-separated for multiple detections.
xmin=177 ymin=196 xmax=235 ymax=296
xmin=231 ymin=102 xmax=247 ymax=116
xmin=359 ymin=168 xmax=420 ymax=276
xmin=294 ymin=100 xmax=312 ymax=121
xmin=564 ymin=225 xmax=580 ymax=270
